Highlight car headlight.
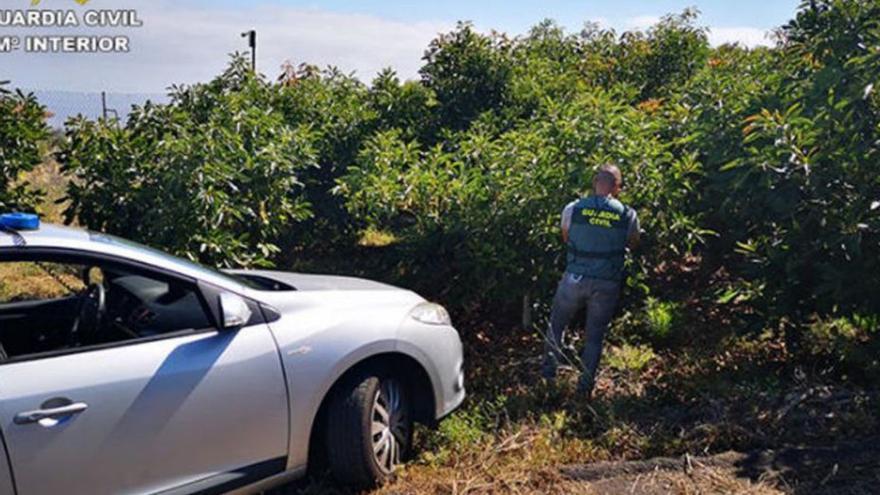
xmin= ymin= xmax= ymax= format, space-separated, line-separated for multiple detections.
xmin=410 ymin=302 xmax=452 ymax=326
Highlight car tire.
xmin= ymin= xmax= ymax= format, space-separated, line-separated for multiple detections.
xmin=325 ymin=369 xmax=413 ymax=488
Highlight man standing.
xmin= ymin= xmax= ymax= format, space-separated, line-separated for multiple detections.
xmin=542 ymin=164 xmax=640 ymax=397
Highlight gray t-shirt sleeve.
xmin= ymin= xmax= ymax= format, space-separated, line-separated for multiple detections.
xmin=561 ymin=201 xmax=577 ymax=231
xmin=626 ymin=208 xmax=641 ymax=243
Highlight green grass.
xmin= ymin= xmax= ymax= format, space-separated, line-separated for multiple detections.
xmin=605 ymin=344 xmax=656 ymax=373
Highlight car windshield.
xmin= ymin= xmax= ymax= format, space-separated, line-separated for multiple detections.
xmin=88 ymin=232 xmax=263 ymax=289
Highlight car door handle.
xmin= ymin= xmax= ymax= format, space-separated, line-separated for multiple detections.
xmin=14 ymin=402 xmax=89 ymax=425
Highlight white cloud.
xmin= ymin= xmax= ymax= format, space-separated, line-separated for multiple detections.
xmin=621 ymin=14 xmax=773 ymax=48
xmin=707 ymin=26 xmax=773 ymax=47
xmin=7 ymin=1 xmax=452 ymax=93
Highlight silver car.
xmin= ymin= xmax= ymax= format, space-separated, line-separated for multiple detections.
xmin=0 ymin=220 xmax=465 ymax=494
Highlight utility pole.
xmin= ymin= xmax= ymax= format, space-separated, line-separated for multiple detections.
xmin=100 ymin=91 xmax=118 ymax=121
xmin=241 ymin=30 xmax=256 ymax=72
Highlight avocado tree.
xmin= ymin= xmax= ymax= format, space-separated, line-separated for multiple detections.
xmin=421 ymin=22 xmax=514 ymax=132
xmin=60 ymin=57 xmax=318 ymax=267
xmin=0 ymin=83 xmax=50 ymax=212
xmin=718 ymin=0 xmax=880 ymax=318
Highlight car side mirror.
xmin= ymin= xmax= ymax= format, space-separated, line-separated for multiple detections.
xmin=219 ymin=292 xmax=253 ymax=329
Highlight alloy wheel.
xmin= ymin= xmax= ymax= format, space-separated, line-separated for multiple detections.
xmin=370 ymin=378 xmax=409 ymax=474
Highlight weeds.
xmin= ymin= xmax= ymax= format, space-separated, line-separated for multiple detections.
xmin=643 ymin=297 xmax=682 ymax=343
xmin=605 ymin=344 xmax=656 ymax=374
xmin=359 ymin=298 xmax=878 ymax=494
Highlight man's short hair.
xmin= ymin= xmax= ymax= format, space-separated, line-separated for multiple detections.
xmin=593 ymin=164 xmax=622 ymax=191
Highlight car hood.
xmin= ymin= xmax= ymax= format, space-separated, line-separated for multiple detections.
xmin=226 ymin=269 xmax=402 ymax=292
xmin=228 ymin=269 xmax=426 ymax=316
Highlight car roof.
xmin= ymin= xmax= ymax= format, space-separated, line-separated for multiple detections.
xmin=0 ymin=222 xmax=90 ymax=248
xmin=0 ymin=223 xmax=246 ymax=292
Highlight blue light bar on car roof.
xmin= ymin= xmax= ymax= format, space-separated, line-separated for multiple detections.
xmin=0 ymin=213 xmax=40 ymax=231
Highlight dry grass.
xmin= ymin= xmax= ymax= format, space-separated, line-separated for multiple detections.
xmin=563 ymin=451 xmax=784 ymax=495
xmin=0 ymin=262 xmax=84 ymax=302
xmin=358 ymin=227 xmax=399 ymax=248
xmin=25 ymin=157 xmax=69 ymax=223
xmin=278 ymin=305 xmax=879 ymax=495
xmin=374 ymin=424 xmax=599 ymax=495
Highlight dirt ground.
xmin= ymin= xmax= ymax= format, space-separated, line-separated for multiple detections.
xmin=274 ymin=261 xmax=880 ymax=495
xmin=280 ymin=432 xmax=880 ymax=495
xmin=559 ymin=452 xmax=781 ymax=494
xmin=559 ymin=439 xmax=880 ymax=495
xmin=364 ymin=442 xmax=880 ymax=494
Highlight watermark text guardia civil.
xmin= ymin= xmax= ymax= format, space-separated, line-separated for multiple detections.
xmin=0 ymin=6 xmax=143 ymax=54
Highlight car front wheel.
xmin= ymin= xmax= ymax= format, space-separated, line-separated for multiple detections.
xmin=325 ymin=369 xmax=413 ymax=487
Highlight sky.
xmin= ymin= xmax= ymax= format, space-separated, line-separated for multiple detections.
xmin=3 ymin=0 xmax=802 ymax=94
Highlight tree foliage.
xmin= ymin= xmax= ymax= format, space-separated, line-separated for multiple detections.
xmin=0 ymin=83 xmax=50 ymax=211
xmin=421 ymin=22 xmax=514 ymax=132
xmin=51 ymin=1 xmax=880 ymax=326
xmin=60 ymin=57 xmax=318 ymax=266
xmin=713 ymin=0 xmax=880 ymax=318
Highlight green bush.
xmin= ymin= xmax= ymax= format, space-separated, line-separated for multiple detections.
xmin=368 ymin=68 xmax=438 ymax=142
xmin=419 ymin=395 xmax=511 ymax=463
xmin=431 ymin=407 xmax=490 ymax=452
xmin=606 ymin=344 xmax=657 ymax=373
xmin=715 ymin=0 xmax=880 ymax=319
xmin=643 ymin=298 xmax=683 ymax=342
xmin=421 ymin=22 xmax=513 ymax=131
xmin=0 ymin=83 xmax=50 ymax=211
xmin=338 ymin=87 xmax=705 ymax=308
xmin=38 ymin=2 xmax=878 ymax=340
xmin=60 ymin=57 xmax=318 ymax=267
xmin=274 ymin=65 xmax=378 ymax=251
xmin=613 ymin=9 xmax=711 ymax=100
xmin=803 ymin=315 xmax=880 ymax=380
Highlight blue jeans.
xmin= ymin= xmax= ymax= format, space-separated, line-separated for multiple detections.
xmin=543 ymin=273 xmax=621 ymax=392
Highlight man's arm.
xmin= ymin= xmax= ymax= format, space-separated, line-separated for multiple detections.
xmin=561 ymin=202 xmax=575 ymax=244
xmin=626 ymin=209 xmax=641 ymax=250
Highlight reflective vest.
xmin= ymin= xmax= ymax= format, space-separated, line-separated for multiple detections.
xmin=566 ymin=195 xmax=631 ymax=280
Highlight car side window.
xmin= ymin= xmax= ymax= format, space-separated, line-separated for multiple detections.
xmin=0 ymin=258 xmax=214 ymax=361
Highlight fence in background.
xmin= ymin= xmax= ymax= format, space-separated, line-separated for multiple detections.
xmin=26 ymin=90 xmax=169 ymax=129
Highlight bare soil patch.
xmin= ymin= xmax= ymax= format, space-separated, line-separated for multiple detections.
xmin=562 ymin=439 xmax=880 ymax=495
